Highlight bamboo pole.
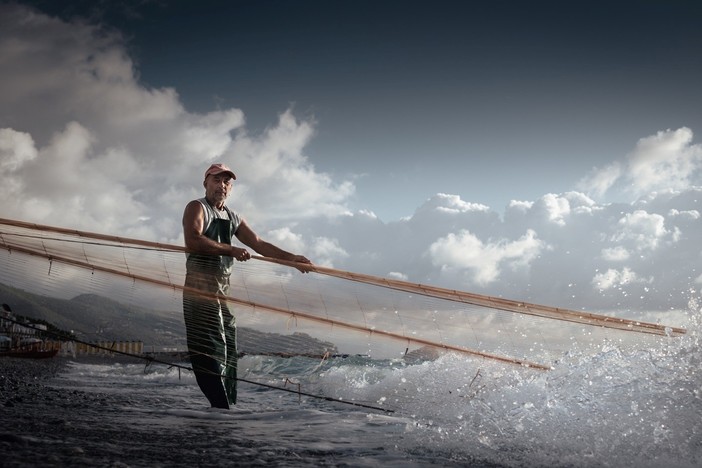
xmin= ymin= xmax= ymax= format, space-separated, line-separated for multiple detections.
xmin=0 ymin=237 xmax=550 ymax=370
xmin=256 ymin=257 xmax=686 ymax=337
xmin=0 ymin=217 xmax=686 ymax=337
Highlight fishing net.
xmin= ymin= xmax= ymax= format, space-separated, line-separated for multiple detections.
xmin=0 ymin=218 xmax=686 ymax=411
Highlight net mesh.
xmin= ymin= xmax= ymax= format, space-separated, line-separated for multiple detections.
xmin=0 ymin=218 xmax=686 ymax=408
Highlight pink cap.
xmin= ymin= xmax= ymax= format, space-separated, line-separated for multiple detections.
xmin=204 ymin=163 xmax=236 ymax=181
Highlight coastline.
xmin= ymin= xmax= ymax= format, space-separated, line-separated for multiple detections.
xmin=0 ymin=356 xmax=67 ymax=408
xmin=0 ymin=356 xmax=351 ymax=468
xmin=0 ymin=356 xmax=229 ymax=468
xmin=0 ymin=357 xmax=78 ymax=466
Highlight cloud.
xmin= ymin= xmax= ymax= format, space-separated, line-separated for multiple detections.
xmin=228 ymin=110 xmax=355 ymax=225
xmin=535 ymin=192 xmax=596 ymax=218
xmin=0 ymin=128 xmax=37 ymax=201
xmin=576 ymin=162 xmax=622 ymax=199
xmin=1 ymin=3 xmax=700 ymax=319
xmin=388 ymin=271 xmax=408 ymax=281
xmin=423 ymin=193 xmax=490 ymax=215
xmin=308 ymin=237 xmax=350 ymax=268
xmin=0 ymin=5 xmax=183 ymax=144
xmin=626 ymin=128 xmax=702 ymax=196
xmin=601 ymin=246 xmax=630 ymax=262
xmin=668 ymin=209 xmax=700 ymax=220
xmin=265 ymin=227 xmax=306 ymax=253
xmin=538 ymin=193 xmax=575 ymax=226
xmin=428 ymin=229 xmax=545 ymax=286
xmin=0 ymin=128 xmax=36 ymax=171
xmin=592 ymin=267 xmax=651 ymax=291
xmin=0 ymin=3 xmax=353 ymax=242
xmin=612 ymin=210 xmax=670 ymax=252
xmin=575 ymin=127 xmax=702 ymax=202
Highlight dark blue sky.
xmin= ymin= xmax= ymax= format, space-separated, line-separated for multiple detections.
xmin=19 ymin=0 xmax=702 ymax=219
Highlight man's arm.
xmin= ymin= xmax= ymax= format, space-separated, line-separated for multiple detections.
xmin=182 ymin=200 xmax=249 ymax=259
xmin=234 ymin=219 xmax=312 ymax=269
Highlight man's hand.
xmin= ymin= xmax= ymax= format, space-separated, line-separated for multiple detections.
xmin=231 ymin=246 xmax=251 ymax=262
xmin=290 ymin=255 xmax=313 ymax=273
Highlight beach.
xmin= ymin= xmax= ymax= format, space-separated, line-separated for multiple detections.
xmin=0 ymin=357 xmax=310 ymax=468
xmin=0 ymin=356 xmax=451 ymax=468
xmin=1 ymin=357 xmax=94 ymax=466
xmin=1 ymin=346 xmax=700 ymax=468
xmin=0 ymin=357 xmax=185 ymax=467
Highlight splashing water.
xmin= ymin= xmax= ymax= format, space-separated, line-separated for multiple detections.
xmin=2 ymin=218 xmax=698 ymax=466
xmin=305 ymin=302 xmax=702 ymax=467
xmin=50 ymin=302 xmax=700 ymax=467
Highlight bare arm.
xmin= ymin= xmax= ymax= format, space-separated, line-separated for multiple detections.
xmin=182 ymin=200 xmax=249 ymax=259
xmin=235 ymin=219 xmax=313 ymax=271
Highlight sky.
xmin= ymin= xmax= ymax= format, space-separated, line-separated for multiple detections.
xmin=1 ymin=0 xmax=701 ymax=320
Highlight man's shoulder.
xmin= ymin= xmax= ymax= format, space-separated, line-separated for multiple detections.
xmin=185 ymin=198 xmax=205 ymax=209
xmin=183 ymin=199 xmax=207 ymax=219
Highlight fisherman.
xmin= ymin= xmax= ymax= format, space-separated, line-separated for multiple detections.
xmin=182 ymin=163 xmax=313 ymax=409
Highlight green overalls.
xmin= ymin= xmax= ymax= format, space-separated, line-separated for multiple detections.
xmin=183 ymin=202 xmax=238 ymax=409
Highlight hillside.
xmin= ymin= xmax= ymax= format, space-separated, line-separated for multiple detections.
xmin=0 ymin=283 xmax=337 ymax=356
xmin=0 ymin=282 xmax=184 ymax=345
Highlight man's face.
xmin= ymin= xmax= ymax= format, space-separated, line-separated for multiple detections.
xmin=204 ymin=173 xmax=234 ymax=206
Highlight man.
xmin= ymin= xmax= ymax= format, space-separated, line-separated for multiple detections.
xmin=182 ymin=163 xmax=312 ymax=409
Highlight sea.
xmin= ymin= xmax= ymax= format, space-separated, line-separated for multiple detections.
xmin=46 ymin=317 xmax=702 ymax=468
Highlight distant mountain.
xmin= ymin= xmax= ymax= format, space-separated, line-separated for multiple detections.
xmin=238 ymin=328 xmax=337 ymax=357
xmin=0 ymin=282 xmax=337 ymax=356
xmin=0 ymin=282 xmax=184 ymax=344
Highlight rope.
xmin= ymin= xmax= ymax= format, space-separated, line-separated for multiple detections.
xmin=255 ymin=256 xmax=687 ymax=337
xmin=0 ymin=217 xmax=686 ymax=336
xmin=0 ymin=234 xmax=551 ymax=370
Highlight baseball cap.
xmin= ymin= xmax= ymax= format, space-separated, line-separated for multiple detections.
xmin=204 ymin=163 xmax=236 ymax=181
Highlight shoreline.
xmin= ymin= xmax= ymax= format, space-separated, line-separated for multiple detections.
xmin=0 ymin=356 xmax=67 ymax=407
xmin=0 ymin=356 xmax=195 ymax=467
xmin=0 ymin=356 xmax=333 ymax=467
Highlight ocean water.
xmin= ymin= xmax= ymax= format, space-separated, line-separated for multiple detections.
xmin=47 ymin=315 xmax=702 ymax=468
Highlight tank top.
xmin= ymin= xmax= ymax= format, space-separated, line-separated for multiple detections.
xmin=197 ymin=197 xmax=242 ymax=234
xmin=186 ymin=198 xmax=242 ymax=276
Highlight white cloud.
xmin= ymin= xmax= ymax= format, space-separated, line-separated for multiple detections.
xmin=1 ymin=4 xmax=701 ymax=319
xmin=388 ymin=271 xmax=408 ymax=281
xmin=0 ymin=4 xmax=353 ymax=241
xmin=612 ymin=210 xmax=669 ymax=251
xmin=592 ymin=267 xmax=651 ymax=291
xmin=507 ymin=200 xmax=533 ymax=212
xmin=0 ymin=128 xmax=36 ymax=171
xmin=524 ymin=192 xmax=597 ymax=226
xmin=229 ymin=110 xmax=355 ymax=225
xmin=601 ymin=246 xmax=630 ymax=262
xmin=428 ymin=229 xmax=544 ymax=286
xmin=0 ymin=5 xmax=184 ymax=143
xmin=0 ymin=128 xmax=37 ymax=201
xmin=668 ymin=209 xmax=700 ymax=220
xmin=626 ymin=127 xmax=702 ymax=197
xmin=427 ymin=193 xmax=490 ymax=214
xmin=575 ymin=128 xmax=702 ymax=202
xmin=182 ymin=109 xmax=245 ymax=158
xmin=265 ymin=227 xmax=306 ymax=253
xmin=309 ymin=237 xmax=349 ymax=268
xmin=576 ymin=161 xmax=623 ymax=199
xmin=541 ymin=193 xmax=571 ymax=226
